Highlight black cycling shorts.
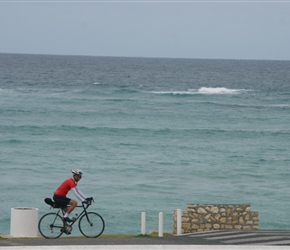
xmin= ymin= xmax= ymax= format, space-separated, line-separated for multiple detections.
xmin=53 ymin=195 xmax=71 ymax=209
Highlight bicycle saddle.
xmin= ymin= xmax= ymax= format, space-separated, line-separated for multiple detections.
xmin=44 ymin=198 xmax=61 ymax=208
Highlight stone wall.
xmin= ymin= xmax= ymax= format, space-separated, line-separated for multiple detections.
xmin=173 ymin=204 xmax=259 ymax=234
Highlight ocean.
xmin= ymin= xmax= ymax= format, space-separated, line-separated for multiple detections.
xmin=0 ymin=53 xmax=290 ymax=236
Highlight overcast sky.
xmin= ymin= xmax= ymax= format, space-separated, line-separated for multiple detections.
xmin=1 ymin=1 xmax=290 ymax=60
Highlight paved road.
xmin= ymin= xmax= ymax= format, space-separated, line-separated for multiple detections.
xmin=1 ymin=230 xmax=290 ymax=247
xmin=180 ymin=230 xmax=290 ymax=246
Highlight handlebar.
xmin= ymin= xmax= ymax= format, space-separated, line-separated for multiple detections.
xmin=76 ymin=197 xmax=94 ymax=208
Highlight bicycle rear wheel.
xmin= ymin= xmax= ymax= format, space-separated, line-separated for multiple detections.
xmin=78 ymin=212 xmax=105 ymax=238
xmin=38 ymin=212 xmax=64 ymax=239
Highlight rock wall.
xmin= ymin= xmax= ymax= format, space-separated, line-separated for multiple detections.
xmin=173 ymin=204 xmax=259 ymax=234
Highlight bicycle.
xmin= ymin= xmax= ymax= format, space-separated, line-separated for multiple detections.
xmin=38 ymin=197 xmax=105 ymax=239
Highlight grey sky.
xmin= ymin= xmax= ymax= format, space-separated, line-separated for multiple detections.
xmin=1 ymin=1 xmax=290 ymax=60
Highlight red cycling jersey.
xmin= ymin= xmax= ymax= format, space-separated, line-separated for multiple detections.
xmin=54 ymin=178 xmax=76 ymax=197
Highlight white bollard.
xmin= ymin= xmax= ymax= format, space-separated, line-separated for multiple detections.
xmin=10 ymin=207 xmax=38 ymax=237
xmin=141 ymin=211 xmax=146 ymax=235
xmin=176 ymin=209 xmax=182 ymax=236
xmin=158 ymin=212 xmax=163 ymax=237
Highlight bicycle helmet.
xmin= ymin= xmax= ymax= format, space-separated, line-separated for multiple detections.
xmin=71 ymin=169 xmax=83 ymax=177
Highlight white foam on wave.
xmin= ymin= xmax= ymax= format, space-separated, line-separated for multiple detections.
xmin=151 ymin=87 xmax=248 ymax=95
xmin=151 ymin=90 xmax=196 ymax=95
xmin=195 ymin=87 xmax=246 ymax=95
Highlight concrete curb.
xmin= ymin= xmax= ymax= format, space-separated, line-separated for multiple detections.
xmin=1 ymin=245 xmax=290 ymax=250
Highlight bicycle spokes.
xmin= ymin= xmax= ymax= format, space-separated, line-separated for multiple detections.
xmin=78 ymin=212 xmax=105 ymax=238
xmin=38 ymin=213 xmax=65 ymax=239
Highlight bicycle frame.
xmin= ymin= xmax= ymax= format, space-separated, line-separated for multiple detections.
xmin=57 ymin=202 xmax=92 ymax=228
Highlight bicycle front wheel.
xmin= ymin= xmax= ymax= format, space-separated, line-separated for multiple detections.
xmin=78 ymin=212 xmax=105 ymax=238
xmin=38 ymin=212 xmax=64 ymax=239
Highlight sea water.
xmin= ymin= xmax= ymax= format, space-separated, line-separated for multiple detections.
xmin=1 ymin=53 xmax=290 ymax=235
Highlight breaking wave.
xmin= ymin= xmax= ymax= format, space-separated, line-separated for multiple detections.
xmin=151 ymin=87 xmax=249 ymax=95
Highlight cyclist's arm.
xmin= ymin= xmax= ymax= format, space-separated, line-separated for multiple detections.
xmin=71 ymin=187 xmax=86 ymax=202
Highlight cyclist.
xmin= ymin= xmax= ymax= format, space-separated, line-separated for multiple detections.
xmin=53 ymin=169 xmax=90 ymax=223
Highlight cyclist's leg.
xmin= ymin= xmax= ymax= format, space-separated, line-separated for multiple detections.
xmin=53 ymin=195 xmax=72 ymax=215
xmin=53 ymin=195 xmax=78 ymax=220
xmin=65 ymin=199 xmax=77 ymax=215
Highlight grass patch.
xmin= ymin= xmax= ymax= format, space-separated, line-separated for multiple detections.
xmin=135 ymin=234 xmax=151 ymax=237
xmin=148 ymin=232 xmax=173 ymax=237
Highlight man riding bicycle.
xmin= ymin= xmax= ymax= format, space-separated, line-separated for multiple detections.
xmin=53 ymin=169 xmax=91 ymax=223
xmin=39 ymin=171 xmax=104 ymax=239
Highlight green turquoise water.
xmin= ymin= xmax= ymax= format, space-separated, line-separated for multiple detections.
xmin=1 ymin=54 xmax=290 ymax=235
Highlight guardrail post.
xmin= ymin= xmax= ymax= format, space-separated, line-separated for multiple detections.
xmin=158 ymin=212 xmax=163 ymax=237
xmin=141 ymin=211 xmax=146 ymax=235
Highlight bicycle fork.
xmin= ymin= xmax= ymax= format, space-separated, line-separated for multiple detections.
xmin=84 ymin=213 xmax=93 ymax=226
